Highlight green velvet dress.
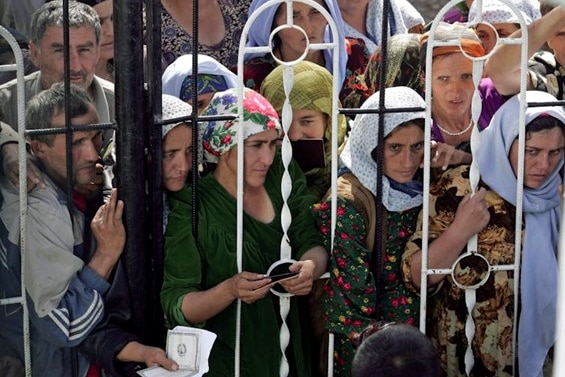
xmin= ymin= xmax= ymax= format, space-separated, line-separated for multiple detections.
xmin=161 ymin=155 xmax=323 ymax=377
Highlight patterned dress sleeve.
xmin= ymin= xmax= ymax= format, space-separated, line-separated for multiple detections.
xmin=401 ymin=166 xmax=468 ymax=293
xmin=340 ymin=37 xmax=371 ymax=103
xmin=528 ymin=51 xmax=564 ymax=99
xmin=311 ymin=197 xmax=376 ymax=336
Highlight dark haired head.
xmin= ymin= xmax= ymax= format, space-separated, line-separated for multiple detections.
xmin=525 ymin=114 xmax=565 ymax=137
xmin=371 ymin=119 xmax=425 ymax=163
xmin=26 ymin=82 xmax=95 ymax=145
xmin=352 ymin=324 xmax=441 ymax=377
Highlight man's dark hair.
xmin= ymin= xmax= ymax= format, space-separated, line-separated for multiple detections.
xmin=352 ymin=324 xmax=441 ymax=377
xmin=26 ymin=82 xmax=94 ymax=145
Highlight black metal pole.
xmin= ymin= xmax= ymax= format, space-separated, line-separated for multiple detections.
xmin=114 ymin=0 xmax=148 ymax=339
xmin=145 ymin=0 xmax=166 ymax=347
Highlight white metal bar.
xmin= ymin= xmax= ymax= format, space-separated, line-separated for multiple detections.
xmin=420 ymin=1 xmax=531 ymax=376
xmin=236 ymin=2 xmax=342 ymax=376
xmin=0 ymin=24 xmax=31 ymax=377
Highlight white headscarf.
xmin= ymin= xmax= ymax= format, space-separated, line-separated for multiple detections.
xmin=161 ymin=94 xmax=193 ymax=137
xmin=340 ymin=86 xmax=425 ymax=212
xmin=246 ymin=0 xmax=347 ymax=87
xmin=468 ymin=0 xmax=541 ymax=25
xmin=357 ymin=0 xmax=424 ymax=53
xmin=161 ymin=95 xmax=194 ymax=232
xmin=162 ymin=54 xmax=238 ymax=100
xmin=475 ymin=91 xmax=565 ymax=377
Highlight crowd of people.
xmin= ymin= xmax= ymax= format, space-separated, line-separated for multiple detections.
xmin=1 ymin=0 xmax=565 ymax=376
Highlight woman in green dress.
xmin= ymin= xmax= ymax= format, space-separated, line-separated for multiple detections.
xmin=161 ymin=88 xmax=327 ymax=377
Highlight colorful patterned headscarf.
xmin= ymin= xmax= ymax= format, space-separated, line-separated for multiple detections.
xmin=340 ymin=86 xmax=425 ymax=212
xmin=475 ymin=91 xmax=565 ymax=377
xmin=162 ymin=54 xmax=238 ymax=102
xmin=344 ymin=33 xmax=423 ymax=109
xmin=179 ymin=74 xmax=229 ymax=103
xmin=365 ymin=33 xmax=423 ymax=94
xmin=200 ymin=88 xmax=281 ymax=163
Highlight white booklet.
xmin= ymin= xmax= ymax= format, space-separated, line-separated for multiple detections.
xmin=137 ymin=326 xmax=217 ymax=377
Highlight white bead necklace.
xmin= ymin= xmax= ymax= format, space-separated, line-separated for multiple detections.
xmin=436 ymin=119 xmax=473 ymax=136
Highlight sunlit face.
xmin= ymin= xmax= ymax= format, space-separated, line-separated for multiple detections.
xmin=93 ymin=0 xmax=114 ymax=62
xmin=475 ymin=22 xmax=519 ymax=53
xmin=30 ymin=25 xmax=100 ymax=90
xmin=547 ymin=26 xmax=565 ymax=67
xmin=273 ymin=0 xmax=327 ymax=60
xmin=223 ymin=129 xmax=280 ymax=189
xmin=509 ymin=127 xmax=565 ymax=189
xmin=287 ymin=109 xmax=327 ymax=140
xmin=32 ymin=105 xmax=101 ymax=190
xmin=430 ymin=53 xmax=474 ymax=120
xmin=163 ymin=124 xmax=193 ymax=192
xmin=383 ymin=123 xmax=425 ymax=183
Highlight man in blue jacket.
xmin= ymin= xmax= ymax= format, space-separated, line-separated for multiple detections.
xmin=0 ymin=83 xmax=178 ymax=376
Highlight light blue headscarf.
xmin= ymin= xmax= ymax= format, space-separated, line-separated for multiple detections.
xmin=246 ymin=0 xmax=347 ymax=87
xmin=340 ymin=86 xmax=425 ymax=212
xmin=475 ymin=91 xmax=565 ymax=377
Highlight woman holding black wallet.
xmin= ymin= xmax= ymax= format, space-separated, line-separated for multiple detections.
xmin=161 ymin=88 xmax=327 ymax=377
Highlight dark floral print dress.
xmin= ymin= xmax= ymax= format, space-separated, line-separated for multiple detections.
xmin=402 ymin=165 xmax=518 ymax=377
xmin=160 ymin=0 xmax=249 ymax=68
xmin=312 ymin=194 xmax=420 ymax=377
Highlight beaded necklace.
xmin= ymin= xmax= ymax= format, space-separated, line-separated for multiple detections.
xmin=436 ymin=119 xmax=473 ymax=136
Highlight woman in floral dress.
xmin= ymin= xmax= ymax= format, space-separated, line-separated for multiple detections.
xmin=312 ymin=86 xmax=426 ymax=377
xmin=402 ymin=90 xmax=565 ymax=377
xmin=160 ymin=0 xmax=250 ymax=68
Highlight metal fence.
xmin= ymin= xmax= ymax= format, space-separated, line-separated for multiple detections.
xmin=1 ymin=0 xmax=564 ymax=376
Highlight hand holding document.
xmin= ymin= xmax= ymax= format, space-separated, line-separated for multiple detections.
xmin=137 ymin=327 xmax=217 ymax=377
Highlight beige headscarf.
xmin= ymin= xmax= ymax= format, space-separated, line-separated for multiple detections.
xmin=260 ymin=61 xmax=348 ymax=198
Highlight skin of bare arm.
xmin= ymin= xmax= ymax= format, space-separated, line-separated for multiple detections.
xmin=180 ymin=246 xmax=327 ymax=324
xmin=279 ymin=245 xmax=328 ymax=296
xmin=484 ymin=5 xmax=565 ymax=95
xmin=180 ymin=271 xmax=274 ymax=324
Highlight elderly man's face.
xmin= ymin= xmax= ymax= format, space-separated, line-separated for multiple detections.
xmin=30 ymin=25 xmax=100 ymax=90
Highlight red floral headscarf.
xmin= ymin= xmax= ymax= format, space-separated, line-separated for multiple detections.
xmin=200 ymin=88 xmax=281 ymax=163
